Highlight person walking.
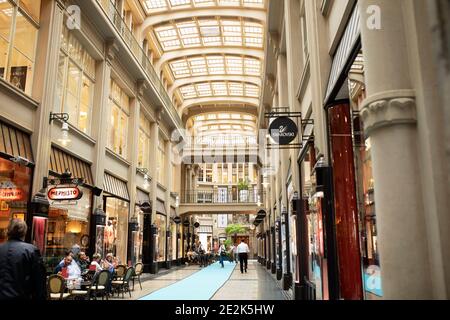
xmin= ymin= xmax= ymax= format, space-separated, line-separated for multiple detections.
xmin=218 ymin=241 xmax=227 ymax=268
xmin=0 ymin=219 xmax=46 ymax=300
xmin=237 ymin=239 xmax=250 ymax=274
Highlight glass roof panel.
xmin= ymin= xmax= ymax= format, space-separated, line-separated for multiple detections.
xmin=169 ymin=55 xmax=260 ymax=79
xmin=178 ymin=81 xmax=259 ymax=99
xmin=142 ymin=0 xmax=264 ymax=13
xmin=154 ymin=18 xmax=264 ymax=52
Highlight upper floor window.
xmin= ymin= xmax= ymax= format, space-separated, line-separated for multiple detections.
xmin=138 ymin=112 xmax=151 ymax=169
xmin=108 ymin=80 xmax=130 ymax=158
xmin=56 ymin=26 xmax=96 ymax=134
xmin=0 ymin=0 xmax=40 ymax=96
xmin=157 ymin=135 xmax=166 ymax=185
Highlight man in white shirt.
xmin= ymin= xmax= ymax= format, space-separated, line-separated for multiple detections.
xmin=236 ymin=239 xmax=250 ymax=273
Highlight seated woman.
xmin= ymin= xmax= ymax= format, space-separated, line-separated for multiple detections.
xmin=102 ymin=253 xmax=116 ymax=274
xmin=90 ymin=253 xmax=103 ymax=273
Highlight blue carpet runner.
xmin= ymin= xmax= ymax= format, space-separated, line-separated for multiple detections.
xmin=139 ymin=261 xmax=236 ymax=300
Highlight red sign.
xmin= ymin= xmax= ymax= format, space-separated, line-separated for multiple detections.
xmin=48 ymin=187 xmax=82 ymax=201
xmin=0 ymin=188 xmax=24 ymax=201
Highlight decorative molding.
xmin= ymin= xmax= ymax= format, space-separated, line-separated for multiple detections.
xmin=105 ymin=38 xmax=119 ymax=63
xmin=136 ymin=79 xmax=147 ymax=101
xmin=360 ymin=90 xmax=417 ymax=136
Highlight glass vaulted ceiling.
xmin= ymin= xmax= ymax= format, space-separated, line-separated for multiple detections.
xmin=140 ymin=0 xmax=266 ymax=144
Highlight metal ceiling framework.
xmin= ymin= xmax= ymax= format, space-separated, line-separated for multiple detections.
xmin=140 ymin=0 xmax=266 ymax=143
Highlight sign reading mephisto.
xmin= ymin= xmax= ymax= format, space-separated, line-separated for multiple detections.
xmin=269 ymin=117 xmax=298 ymax=145
xmin=48 ymin=186 xmax=82 ymax=201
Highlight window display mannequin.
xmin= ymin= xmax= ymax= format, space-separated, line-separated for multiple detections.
xmin=104 ymin=220 xmax=114 ymax=253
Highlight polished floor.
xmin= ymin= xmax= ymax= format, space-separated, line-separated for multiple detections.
xmin=113 ymin=260 xmax=283 ymax=300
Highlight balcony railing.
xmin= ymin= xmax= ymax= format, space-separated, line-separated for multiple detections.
xmin=182 ymin=188 xmax=264 ymax=204
xmin=97 ymin=0 xmax=183 ymax=130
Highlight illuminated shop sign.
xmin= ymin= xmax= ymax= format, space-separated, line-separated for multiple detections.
xmin=47 ymin=187 xmax=82 ymax=201
xmin=0 ymin=188 xmax=24 ymax=201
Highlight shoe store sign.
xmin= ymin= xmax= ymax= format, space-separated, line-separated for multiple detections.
xmin=268 ymin=117 xmax=298 ymax=145
xmin=47 ymin=186 xmax=82 ymax=201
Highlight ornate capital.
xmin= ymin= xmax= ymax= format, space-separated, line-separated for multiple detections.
xmin=136 ymin=80 xmax=147 ymax=101
xmin=360 ymin=90 xmax=417 ymax=136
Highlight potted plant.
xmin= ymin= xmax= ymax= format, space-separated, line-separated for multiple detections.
xmin=238 ymin=179 xmax=249 ymax=202
xmin=225 ymin=224 xmax=247 ymax=245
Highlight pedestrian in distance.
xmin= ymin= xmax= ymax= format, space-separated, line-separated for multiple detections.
xmin=218 ymin=241 xmax=227 ymax=268
xmin=237 ymin=239 xmax=250 ymax=274
xmin=0 ymin=219 xmax=46 ymax=300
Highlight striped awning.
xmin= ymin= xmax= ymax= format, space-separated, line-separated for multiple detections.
xmin=136 ymin=188 xmax=150 ymax=204
xmin=103 ymin=173 xmax=129 ymax=201
xmin=0 ymin=120 xmax=33 ymax=162
xmin=156 ymin=198 xmax=166 ymax=215
xmin=198 ymin=225 xmax=213 ymax=234
xmin=49 ymin=147 xmax=93 ymax=185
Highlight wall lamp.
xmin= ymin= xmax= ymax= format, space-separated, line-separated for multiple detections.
xmin=50 ymin=112 xmax=71 ymax=147
xmin=137 ymin=168 xmax=150 ymax=189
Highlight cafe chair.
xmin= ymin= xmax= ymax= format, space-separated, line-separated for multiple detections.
xmin=114 ymin=264 xmax=127 ymax=281
xmin=111 ymin=267 xmax=134 ymax=298
xmin=47 ymin=275 xmax=71 ymax=300
xmin=132 ymin=263 xmax=143 ymax=290
xmin=70 ymin=280 xmax=93 ymax=300
xmin=90 ymin=270 xmax=110 ymax=300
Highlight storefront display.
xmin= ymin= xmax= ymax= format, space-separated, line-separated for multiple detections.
xmin=348 ymin=57 xmax=383 ymax=298
xmin=44 ymin=185 xmax=92 ymax=271
xmin=154 ymin=213 xmax=166 ymax=262
xmin=0 ymin=157 xmax=32 ymax=243
xmin=104 ymin=197 xmax=129 ymax=264
xmin=299 ymin=143 xmax=328 ymax=300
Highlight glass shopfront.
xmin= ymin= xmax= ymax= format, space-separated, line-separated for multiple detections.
xmin=104 ymin=197 xmax=129 ymax=264
xmin=154 ymin=213 xmax=166 ymax=262
xmin=0 ymin=157 xmax=32 ymax=243
xmin=130 ymin=204 xmax=144 ymax=266
xmin=348 ymin=54 xmax=383 ymax=298
xmin=44 ymin=186 xmax=92 ymax=272
xmin=300 ymin=143 xmax=328 ymax=300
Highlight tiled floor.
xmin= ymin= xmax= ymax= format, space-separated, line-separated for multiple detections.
xmin=111 ymin=265 xmax=200 ymax=300
xmin=110 ymin=260 xmax=284 ymax=300
xmin=211 ymin=260 xmax=284 ymax=300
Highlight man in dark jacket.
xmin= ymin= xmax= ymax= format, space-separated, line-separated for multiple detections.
xmin=0 ymin=219 xmax=46 ymax=300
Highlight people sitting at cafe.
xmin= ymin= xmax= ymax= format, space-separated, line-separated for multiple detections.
xmin=186 ymin=249 xmax=198 ymax=264
xmin=89 ymin=253 xmax=103 ymax=273
xmin=76 ymin=252 xmax=90 ymax=272
xmin=102 ymin=253 xmax=116 ymax=274
xmin=54 ymin=254 xmax=81 ymax=279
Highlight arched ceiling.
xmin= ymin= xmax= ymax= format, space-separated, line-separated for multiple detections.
xmin=139 ymin=0 xmax=266 ymax=140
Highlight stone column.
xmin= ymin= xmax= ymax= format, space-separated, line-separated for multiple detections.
xmin=31 ymin=0 xmax=64 ymax=195
xmin=359 ymin=0 xmax=431 ymax=299
xmin=149 ymin=120 xmax=159 ymax=224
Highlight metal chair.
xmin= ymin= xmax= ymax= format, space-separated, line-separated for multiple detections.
xmin=111 ymin=267 xmax=134 ymax=298
xmin=114 ymin=264 xmax=127 ymax=281
xmin=132 ymin=263 xmax=143 ymax=290
xmin=47 ymin=275 xmax=71 ymax=300
xmin=90 ymin=270 xmax=110 ymax=300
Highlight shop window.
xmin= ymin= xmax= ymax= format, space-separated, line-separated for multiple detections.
xmin=56 ymin=25 xmax=95 ymax=134
xmin=154 ymin=214 xmax=166 ymax=262
xmin=205 ymin=164 xmax=213 ymax=182
xmin=0 ymin=0 xmax=39 ymax=96
xmin=131 ymin=204 xmax=144 ymax=265
xmin=108 ymin=80 xmax=130 ymax=158
xmin=0 ymin=157 xmax=32 ymax=244
xmin=104 ymin=197 xmax=129 ymax=265
xmin=44 ymin=186 xmax=92 ymax=273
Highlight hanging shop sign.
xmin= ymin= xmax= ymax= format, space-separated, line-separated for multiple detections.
xmin=173 ymin=216 xmax=182 ymax=224
xmin=183 ymin=219 xmax=190 ymax=227
xmin=47 ymin=186 xmax=82 ymax=201
xmin=0 ymin=188 xmax=24 ymax=201
xmin=269 ymin=117 xmax=298 ymax=145
xmin=194 ymin=222 xmax=200 ymax=228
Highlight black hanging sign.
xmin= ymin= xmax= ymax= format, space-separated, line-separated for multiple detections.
xmin=173 ymin=216 xmax=182 ymax=224
xmin=269 ymin=117 xmax=298 ymax=145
